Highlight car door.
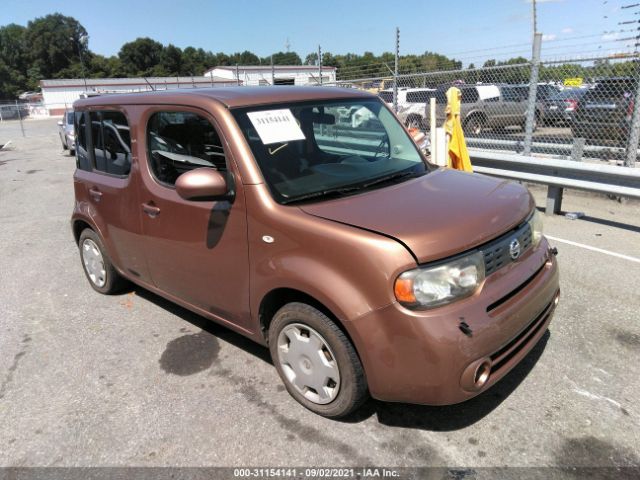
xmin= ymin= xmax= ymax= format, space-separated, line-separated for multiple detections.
xmin=136 ymin=107 xmax=251 ymax=329
xmin=73 ymin=109 xmax=151 ymax=282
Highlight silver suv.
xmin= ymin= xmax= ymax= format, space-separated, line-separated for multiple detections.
xmin=382 ymin=84 xmax=540 ymax=134
xmin=57 ymin=110 xmax=76 ymax=154
xmin=432 ymin=84 xmax=540 ymax=134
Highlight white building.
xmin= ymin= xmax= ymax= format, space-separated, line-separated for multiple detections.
xmin=40 ymin=76 xmax=236 ymax=115
xmin=204 ymin=65 xmax=336 ymax=86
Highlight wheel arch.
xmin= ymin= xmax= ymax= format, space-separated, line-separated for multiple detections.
xmin=258 ymin=287 xmax=359 ymax=350
xmin=72 ymin=216 xmax=105 ymax=245
xmin=463 ymin=110 xmax=488 ymax=125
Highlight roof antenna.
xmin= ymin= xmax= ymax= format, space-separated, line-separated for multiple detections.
xmin=143 ymin=77 xmax=156 ymax=91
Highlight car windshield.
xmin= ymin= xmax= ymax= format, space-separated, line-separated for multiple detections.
xmin=66 ymin=112 xmax=74 ymax=124
xmin=232 ymin=98 xmax=429 ymax=204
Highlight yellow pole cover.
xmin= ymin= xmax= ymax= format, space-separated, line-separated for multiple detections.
xmin=443 ymin=86 xmax=473 ymax=172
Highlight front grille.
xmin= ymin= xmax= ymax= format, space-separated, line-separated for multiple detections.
xmin=486 ymin=262 xmax=546 ymax=313
xmin=482 ymin=221 xmax=532 ymax=276
xmin=489 ymin=294 xmax=556 ymax=374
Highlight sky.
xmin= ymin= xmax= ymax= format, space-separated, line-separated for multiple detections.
xmin=0 ymin=0 xmax=633 ymax=65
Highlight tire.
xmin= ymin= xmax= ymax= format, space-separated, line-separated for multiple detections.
xmin=61 ymin=135 xmax=68 ymax=150
xmin=268 ymin=302 xmax=368 ymax=418
xmin=464 ymin=115 xmax=485 ymax=135
xmin=78 ymin=228 xmax=126 ymax=294
xmin=405 ymin=115 xmax=423 ymax=130
xmin=520 ymin=114 xmax=539 ymax=132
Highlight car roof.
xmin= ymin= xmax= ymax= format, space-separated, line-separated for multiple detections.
xmin=73 ymin=86 xmax=374 ymax=109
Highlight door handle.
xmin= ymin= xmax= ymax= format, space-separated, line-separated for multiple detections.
xmin=89 ymin=187 xmax=102 ymax=202
xmin=142 ymin=202 xmax=161 ymax=218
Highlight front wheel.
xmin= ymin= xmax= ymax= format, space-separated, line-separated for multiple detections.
xmin=269 ymin=302 xmax=368 ymax=418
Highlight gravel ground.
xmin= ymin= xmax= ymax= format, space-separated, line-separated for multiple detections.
xmin=1 ymin=118 xmax=639 ymax=472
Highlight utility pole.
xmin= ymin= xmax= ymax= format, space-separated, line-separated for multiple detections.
xmin=523 ymin=33 xmax=542 ymax=156
xmin=393 ymin=27 xmax=399 ymax=114
xmin=532 ymin=0 xmax=537 ymax=35
xmin=271 ymin=55 xmax=275 ymax=86
xmin=318 ymin=45 xmax=322 ymax=85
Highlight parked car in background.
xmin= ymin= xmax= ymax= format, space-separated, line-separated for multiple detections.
xmin=379 ymin=87 xmax=438 ymax=129
xmin=543 ymin=88 xmax=588 ymax=126
xmin=382 ymin=84 xmax=541 ymax=134
xmin=71 ymin=87 xmax=559 ymax=418
xmin=0 ymin=104 xmax=20 ymax=120
xmin=571 ymin=77 xmax=637 ymax=142
xmin=439 ymin=84 xmax=537 ymax=134
xmin=510 ymin=83 xmax=560 ymax=127
xmin=535 ymin=83 xmax=562 ymax=103
xmin=58 ymin=110 xmax=75 ymax=153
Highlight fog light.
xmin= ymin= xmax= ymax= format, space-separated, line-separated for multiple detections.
xmin=474 ymin=361 xmax=491 ymax=389
xmin=461 ymin=357 xmax=493 ymax=391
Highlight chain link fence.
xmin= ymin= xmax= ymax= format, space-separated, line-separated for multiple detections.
xmin=325 ymin=53 xmax=640 ymax=167
xmin=3 ymin=51 xmax=640 ymax=167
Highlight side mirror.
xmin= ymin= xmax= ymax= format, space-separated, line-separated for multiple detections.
xmin=175 ymin=168 xmax=229 ymax=201
xmin=57 ymin=120 xmax=63 ymax=126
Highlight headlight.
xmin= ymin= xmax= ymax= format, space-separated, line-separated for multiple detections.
xmin=394 ymin=251 xmax=485 ymax=309
xmin=528 ymin=209 xmax=543 ymax=248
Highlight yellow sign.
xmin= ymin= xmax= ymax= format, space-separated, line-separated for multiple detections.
xmin=564 ymin=77 xmax=583 ymax=87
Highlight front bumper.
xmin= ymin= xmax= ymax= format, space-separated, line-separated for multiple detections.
xmin=348 ymin=238 xmax=559 ymax=405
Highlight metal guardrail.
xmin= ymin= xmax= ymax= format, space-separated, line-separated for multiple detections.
xmin=467 ymin=137 xmax=633 ymax=160
xmin=468 ymin=149 xmax=640 ymax=215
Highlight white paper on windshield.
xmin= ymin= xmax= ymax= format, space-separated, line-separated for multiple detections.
xmin=247 ymin=109 xmax=305 ymax=145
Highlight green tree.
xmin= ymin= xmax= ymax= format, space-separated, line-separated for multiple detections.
xmin=25 ymin=13 xmax=88 ymax=81
xmin=159 ymin=44 xmax=183 ymax=76
xmin=0 ymin=24 xmax=29 ymax=98
xmin=118 ymin=37 xmax=164 ymax=76
xmin=270 ymin=51 xmax=302 ymax=65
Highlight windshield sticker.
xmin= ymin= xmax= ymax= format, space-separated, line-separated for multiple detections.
xmin=247 ymin=109 xmax=305 ymax=145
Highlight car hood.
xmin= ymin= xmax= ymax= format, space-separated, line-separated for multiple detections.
xmin=299 ymin=168 xmax=534 ymax=264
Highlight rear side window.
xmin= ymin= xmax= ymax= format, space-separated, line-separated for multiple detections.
xmin=501 ymin=87 xmax=520 ymax=102
xmin=89 ymin=111 xmax=132 ymax=176
xmin=147 ymin=111 xmax=226 ymax=187
xmin=461 ymin=88 xmax=479 ymax=103
xmin=75 ymin=112 xmax=91 ymax=171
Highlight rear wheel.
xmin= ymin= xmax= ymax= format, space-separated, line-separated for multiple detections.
xmin=464 ymin=115 xmax=485 ymax=135
xmin=405 ymin=115 xmax=423 ymax=130
xmin=78 ymin=228 xmax=126 ymax=294
xmin=269 ymin=302 xmax=368 ymax=418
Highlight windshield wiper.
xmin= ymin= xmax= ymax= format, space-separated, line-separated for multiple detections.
xmin=281 ymin=185 xmax=361 ymax=205
xmin=356 ymin=169 xmax=423 ymax=190
xmin=281 ymin=169 xmax=424 ymax=205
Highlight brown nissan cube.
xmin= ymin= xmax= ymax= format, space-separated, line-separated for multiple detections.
xmin=71 ymin=87 xmax=559 ymax=418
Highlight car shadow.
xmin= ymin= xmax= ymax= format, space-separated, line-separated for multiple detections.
xmin=128 ymin=285 xmax=550 ymax=431
xmin=132 ymin=286 xmax=272 ymax=365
